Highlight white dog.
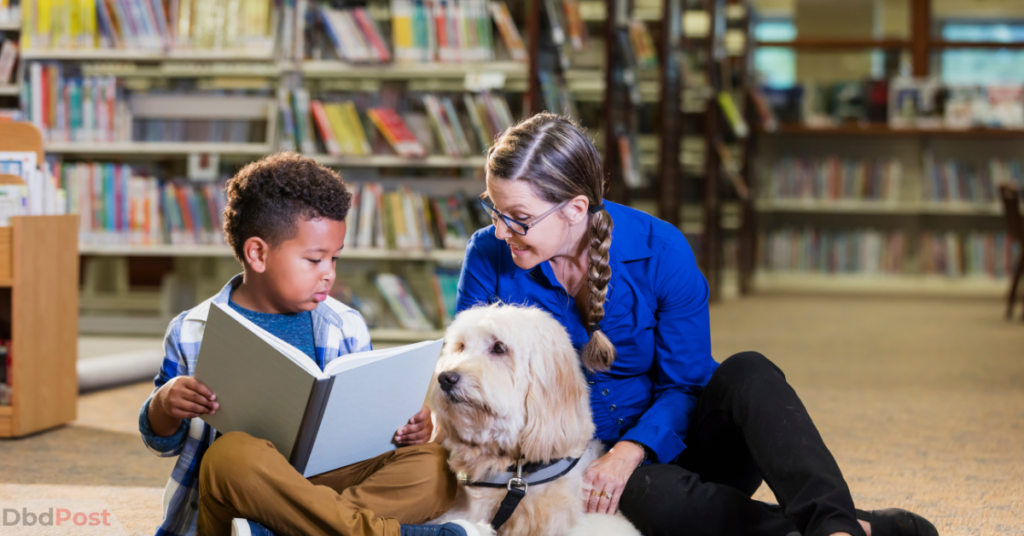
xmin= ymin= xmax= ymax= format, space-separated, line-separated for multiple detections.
xmin=429 ymin=304 xmax=642 ymax=536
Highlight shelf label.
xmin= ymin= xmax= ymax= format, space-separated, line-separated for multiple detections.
xmin=464 ymin=72 xmax=507 ymax=92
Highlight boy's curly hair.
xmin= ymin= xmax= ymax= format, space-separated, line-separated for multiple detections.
xmin=223 ymin=152 xmax=352 ymax=263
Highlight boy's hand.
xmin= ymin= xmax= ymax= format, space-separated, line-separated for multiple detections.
xmin=394 ymin=405 xmax=432 ymax=445
xmin=149 ymin=377 xmax=219 ymax=437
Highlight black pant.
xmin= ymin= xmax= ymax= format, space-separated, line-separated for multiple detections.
xmin=619 ymin=352 xmax=866 ymax=536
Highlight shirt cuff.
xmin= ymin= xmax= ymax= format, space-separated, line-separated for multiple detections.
xmin=139 ymin=395 xmax=189 ymax=452
xmin=621 ymin=423 xmax=686 ymax=464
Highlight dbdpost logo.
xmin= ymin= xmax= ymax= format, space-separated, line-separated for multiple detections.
xmin=0 ymin=501 xmax=127 ymax=534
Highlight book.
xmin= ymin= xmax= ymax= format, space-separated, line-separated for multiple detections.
xmin=367 ymin=107 xmax=427 ymax=158
xmin=194 ymin=302 xmax=444 ymax=477
xmin=489 ymin=1 xmax=525 ymax=62
xmin=375 ymin=273 xmax=435 ymax=330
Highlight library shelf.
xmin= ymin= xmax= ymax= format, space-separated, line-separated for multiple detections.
xmin=310 ymin=154 xmax=487 ymax=168
xmin=0 ymin=85 xmax=18 ymax=96
xmin=755 ymin=38 xmax=912 ymax=50
xmin=21 ymin=49 xmax=277 ymax=62
xmin=0 ymin=20 xmax=19 ymax=31
xmin=755 ymin=200 xmax=1002 ymax=216
xmin=369 ymin=329 xmax=446 ymax=343
xmin=578 ymin=2 xmax=660 ymax=21
xmin=81 ymin=64 xmax=282 ymax=78
xmin=45 ymin=142 xmax=274 ymax=156
xmin=754 ymin=272 xmax=1006 ymax=299
xmin=79 ymin=244 xmax=468 ymax=262
xmin=768 ymin=124 xmax=1024 ymax=138
xmin=78 ymin=314 xmax=445 ymax=342
xmin=299 ymin=61 xmax=528 ymax=79
xmin=930 ymin=41 xmax=1024 ymax=50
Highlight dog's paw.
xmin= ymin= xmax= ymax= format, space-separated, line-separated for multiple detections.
xmin=446 ymin=520 xmax=497 ymax=536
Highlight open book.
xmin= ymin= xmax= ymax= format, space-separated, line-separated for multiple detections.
xmin=194 ymin=303 xmax=443 ymax=477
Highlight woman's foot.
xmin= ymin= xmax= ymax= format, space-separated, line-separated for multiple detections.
xmin=855 ymin=508 xmax=939 ymax=536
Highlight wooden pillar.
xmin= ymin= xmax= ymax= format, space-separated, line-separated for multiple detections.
xmin=911 ymin=0 xmax=931 ymax=77
xmin=658 ymin=0 xmax=684 ymax=227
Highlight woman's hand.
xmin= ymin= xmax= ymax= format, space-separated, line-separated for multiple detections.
xmin=582 ymin=441 xmax=645 ymax=515
xmin=394 ymin=405 xmax=433 ymax=446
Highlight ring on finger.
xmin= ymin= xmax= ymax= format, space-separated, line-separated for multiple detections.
xmin=600 ymin=492 xmax=612 ymax=499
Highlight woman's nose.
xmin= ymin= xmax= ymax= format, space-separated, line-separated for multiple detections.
xmin=493 ymin=218 xmax=512 ymax=239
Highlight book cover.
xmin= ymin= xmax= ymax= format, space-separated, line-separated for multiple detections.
xmin=195 ymin=303 xmax=444 ymax=477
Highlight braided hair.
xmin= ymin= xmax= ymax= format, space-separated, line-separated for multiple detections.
xmin=486 ymin=113 xmax=615 ymax=372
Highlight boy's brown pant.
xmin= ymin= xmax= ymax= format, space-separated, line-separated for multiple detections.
xmin=198 ymin=431 xmax=457 ymax=536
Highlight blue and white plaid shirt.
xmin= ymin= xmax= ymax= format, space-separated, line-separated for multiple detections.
xmin=138 ymin=275 xmax=373 ymax=536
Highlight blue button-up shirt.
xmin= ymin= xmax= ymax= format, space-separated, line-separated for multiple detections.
xmin=456 ymin=201 xmax=719 ymax=464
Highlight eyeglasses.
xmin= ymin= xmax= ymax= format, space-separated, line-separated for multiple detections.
xmin=478 ymin=195 xmax=567 ymax=236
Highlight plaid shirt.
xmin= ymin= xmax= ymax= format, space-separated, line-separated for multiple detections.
xmin=138 ymin=275 xmax=373 ymax=536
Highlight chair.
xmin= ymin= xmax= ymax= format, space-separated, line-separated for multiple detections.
xmin=999 ymin=183 xmax=1024 ymax=320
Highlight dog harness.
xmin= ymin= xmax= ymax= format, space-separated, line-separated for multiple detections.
xmin=464 ymin=453 xmax=585 ymax=530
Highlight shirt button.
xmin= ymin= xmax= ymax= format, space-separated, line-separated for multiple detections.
xmin=601 ymin=389 xmax=609 ymax=396
xmin=609 ymin=405 xmax=617 ymax=412
xmin=617 ymin=418 xmax=624 ymax=425
xmin=587 ymin=381 xmax=596 ymax=385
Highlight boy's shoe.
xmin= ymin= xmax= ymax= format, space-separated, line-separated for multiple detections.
xmin=231 ymin=518 xmax=276 ymax=536
xmin=401 ymin=521 xmax=492 ymax=536
xmin=855 ymin=508 xmax=939 ymax=536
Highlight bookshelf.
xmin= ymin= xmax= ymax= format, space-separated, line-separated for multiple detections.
xmin=0 ymin=215 xmax=79 ymax=437
xmin=745 ymin=0 xmax=1024 ymax=298
xmin=79 ymin=244 xmax=468 ymax=262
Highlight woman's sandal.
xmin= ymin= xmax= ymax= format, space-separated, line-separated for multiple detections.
xmin=855 ymin=508 xmax=939 ymax=536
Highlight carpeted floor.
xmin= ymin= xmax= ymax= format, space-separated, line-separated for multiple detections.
xmin=1 ymin=294 xmax=1021 ymax=535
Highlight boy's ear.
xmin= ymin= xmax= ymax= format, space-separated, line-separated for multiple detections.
xmin=242 ymin=237 xmax=271 ymax=273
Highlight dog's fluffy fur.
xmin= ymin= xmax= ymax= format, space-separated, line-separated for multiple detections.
xmin=430 ymin=304 xmax=642 ymax=536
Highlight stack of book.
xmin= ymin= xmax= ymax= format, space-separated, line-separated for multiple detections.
xmin=331 ymin=267 xmax=460 ymax=331
xmin=920 ymin=231 xmax=1017 ymax=278
xmin=922 ymin=155 xmax=1005 ymax=204
xmin=345 ymin=182 xmax=486 ymax=252
xmin=21 ymin=0 xmax=275 ymax=54
xmin=24 ymin=64 xmax=128 ymax=142
xmin=295 ymin=89 xmax=514 ymax=158
xmin=319 ymin=5 xmax=391 ymax=63
xmin=628 ymin=21 xmax=656 ymax=69
xmin=763 ymin=156 xmax=903 ymax=203
xmin=57 ymin=160 xmax=227 ymax=247
xmin=391 ymin=0 xmax=520 ymax=63
xmin=761 ymin=227 xmax=908 ymax=275
xmin=0 ymin=151 xmax=66 ymax=225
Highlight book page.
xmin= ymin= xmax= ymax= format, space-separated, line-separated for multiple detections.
xmin=301 ymin=339 xmax=444 ymax=477
xmin=213 ymin=302 xmax=325 ymax=378
xmin=323 ymin=339 xmax=441 ymax=376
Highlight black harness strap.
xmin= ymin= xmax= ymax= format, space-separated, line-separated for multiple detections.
xmin=489 ymin=487 xmax=527 ymax=529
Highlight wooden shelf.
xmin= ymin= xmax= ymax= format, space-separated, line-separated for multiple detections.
xmin=0 ymin=85 xmax=18 ymax=96
xmin=82 ymin=64 xmax=281 ymax=78
xmin=755 ymin=38 xmax=912 ymax=50
xmin=21 ymin=49 xmax=276 ymax=61
xmin=0 ymin=19 xmax=20 ymax=32
xmin=756 ymin=199 xmax=1002 ymax=216
xmin=931 ymin=41 xmax=1024 ymax=50
xmin=755 ymin=272 xmax=1007 ymax=298
xmin=768 ymin=124 xmax=1024 ymax=138
xmin=79 ymin=244 xmax=467 ymax=262
xmin=45 ymin=142 xmax=274 ymax=156
xmin=0 ymin=215 xmax=80 ymax=437
xmin=369 ymin=329 xmax=445 ymax=342
xmin=310 ymin=154 xmax=487 ymax=168
xmin=299 ymin=61 xmax=527 ymax=79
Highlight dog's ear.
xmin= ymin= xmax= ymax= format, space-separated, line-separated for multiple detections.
xmin=519 ymin=336 xmax=594 ymax=462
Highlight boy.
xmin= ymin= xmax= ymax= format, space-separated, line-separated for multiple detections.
xmin=139 ymin=153 xmax=479 ymax=536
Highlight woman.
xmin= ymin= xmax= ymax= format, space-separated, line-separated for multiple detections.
xmin=397 ymin=114 xmax=936 ymax=536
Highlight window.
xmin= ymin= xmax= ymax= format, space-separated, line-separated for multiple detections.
xmin=755 ymin=20 xmax=796 ymax=88
xmin=940 ymin=22 xmax=1024 ymax=85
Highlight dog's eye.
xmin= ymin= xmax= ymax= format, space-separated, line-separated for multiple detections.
xmin=454 ymin=342 xmax=465 ymax=352
xmin=491 ymin=341 xmax=507 ymax=355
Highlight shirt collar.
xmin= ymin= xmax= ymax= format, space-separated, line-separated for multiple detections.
xmin=182 ymin=273 xmax=330 ymax=324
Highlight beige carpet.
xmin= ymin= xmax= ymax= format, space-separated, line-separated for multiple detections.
xmin=1 ymin=294 xmax=1021 ymax=535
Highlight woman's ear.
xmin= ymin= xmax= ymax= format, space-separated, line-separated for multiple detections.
xmin=564 ymin=195 xmax=591 ymax=225
xmin=243 ymin=237 xmax=270 ymax=273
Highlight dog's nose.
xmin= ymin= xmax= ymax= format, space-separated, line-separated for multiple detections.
xmin=438 ymin=371 xmax=461 ymax=392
